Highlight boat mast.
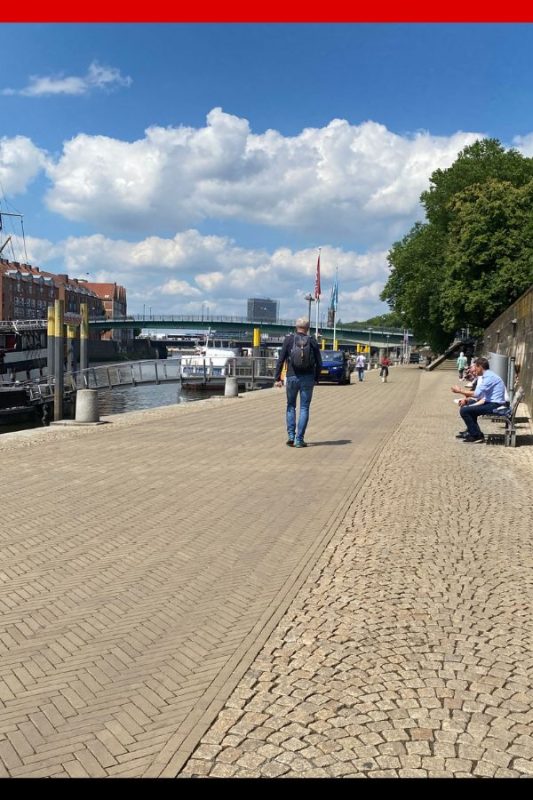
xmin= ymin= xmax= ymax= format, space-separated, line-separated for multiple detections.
xmin=0 ymin=211 xmax=28 ymax=262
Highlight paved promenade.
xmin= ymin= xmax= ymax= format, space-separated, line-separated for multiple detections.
xmin=1 ymin=367 xmax=532 ymax=778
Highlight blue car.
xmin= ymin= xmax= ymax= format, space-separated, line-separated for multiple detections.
xmin=318 ymin=350 xmax=352 ymax=385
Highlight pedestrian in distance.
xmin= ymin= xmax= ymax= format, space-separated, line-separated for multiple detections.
xmin=379 ymin=355 xmax=391 ymax=383
xmin=274 ymin=317 xmax=322 ymax=448
xmin=456 ymin=351 xmax=468 ymax=380
xmin=355 ymin=352 xmax=366 ymax=382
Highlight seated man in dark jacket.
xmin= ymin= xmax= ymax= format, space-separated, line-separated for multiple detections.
xmin=274 ymin=317 xmax=322 ymax=448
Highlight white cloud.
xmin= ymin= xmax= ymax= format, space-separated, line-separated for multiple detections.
xmin=2 ymin=61 xmax=132 ymax=97
xmin=44 ymin=108 xmax=482 ymax=242
xmin=513 ymin=133 xmax=533 ymax=157
xmin=23 ymin=231 xmax=391 ymax=322
xmin=0 ymin=136 xmax=48 ymax=194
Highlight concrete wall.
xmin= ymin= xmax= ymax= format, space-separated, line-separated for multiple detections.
xmin=483 ymin=284 xmax=533 ymax=415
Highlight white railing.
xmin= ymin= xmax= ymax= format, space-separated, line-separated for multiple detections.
xmin=61 ymin=356 xmax=278 ymax=392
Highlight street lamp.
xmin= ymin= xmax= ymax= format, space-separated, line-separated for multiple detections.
xmin=368 ymin=326 xmax=372 ymax=365
xmin=304 ymin=293 xmax=314 ymax=322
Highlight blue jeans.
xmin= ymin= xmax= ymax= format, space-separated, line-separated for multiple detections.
xmin=357 ymin=367 xmax=365 ymax=382
xmin=286 ymin=373 xmax=315 ymax=442
xmin=460 ymin=401 xmax=500 ymax=437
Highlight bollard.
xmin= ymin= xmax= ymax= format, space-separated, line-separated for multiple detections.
xmin=75 ymin=389 xmax=100 ymax=423
xmin=224 ymin=376 xmax=238 ymax=397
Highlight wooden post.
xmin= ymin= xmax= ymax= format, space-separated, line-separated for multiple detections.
xmin=80 ymin=302 xmax=88 ymax=374
xmin=47 ymin=305 xmax=55 ymax=380
xmin=66 ymin=324 xmax=76 ymax=376
xmin=53 ymin=299 xmax=64 ymax=421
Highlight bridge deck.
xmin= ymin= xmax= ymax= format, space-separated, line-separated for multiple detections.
xmin=1 ymin=368 xmax=532 ymax=778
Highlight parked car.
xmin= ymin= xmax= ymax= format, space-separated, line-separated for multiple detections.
xmin=409 ymin=352 xmax=420 ymax=363
xmin=318 ymin=350 xmax=352 ymax=385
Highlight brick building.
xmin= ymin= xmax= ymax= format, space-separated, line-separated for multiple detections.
xmin=84 ymin=282 xmax=130 ymax=344
xmin=0 ymin=259 xmax=106 ymax=325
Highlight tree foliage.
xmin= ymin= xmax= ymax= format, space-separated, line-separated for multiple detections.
xmin=381 ymin=138 xmax=533 ymax=351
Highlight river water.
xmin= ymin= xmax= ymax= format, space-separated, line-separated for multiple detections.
xmin=0 ymin=381 xmax=218 ymax=435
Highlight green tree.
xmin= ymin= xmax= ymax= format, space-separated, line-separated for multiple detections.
xmin=381 ymin=138 xmax=533 ymax=351
xmin=381 ymin=223 xmax=450 ymax=351
xmin=441 ymin=178 xmax=533 ymax=331
xmin=422 ymin=138 xmax=533 ymax=231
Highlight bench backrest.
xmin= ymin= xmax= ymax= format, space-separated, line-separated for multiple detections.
xmin=510 ymin=386 xmax=524 ymax=417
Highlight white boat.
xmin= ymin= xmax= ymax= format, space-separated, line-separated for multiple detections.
xmin=179 ymin=346 xmax=239 ymax=390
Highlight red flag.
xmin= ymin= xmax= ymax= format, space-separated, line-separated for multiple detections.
xmin=314 ymin=251 xmax=321 ymax=300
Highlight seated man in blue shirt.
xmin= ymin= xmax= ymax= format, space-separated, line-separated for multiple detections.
xmin=451 ymin=357 xmax=507 ymax=443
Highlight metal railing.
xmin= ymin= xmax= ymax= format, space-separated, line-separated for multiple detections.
xmin=67 ymin=359 xmax=181 ymax=390
xmin=61 ymin=356 xmax=278 ymax=392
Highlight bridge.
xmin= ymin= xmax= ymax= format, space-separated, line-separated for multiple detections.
xmin=88 ymin=314 xmax=411 ymax=348
xmin=1 ymin=315 xmax=413 ymax=350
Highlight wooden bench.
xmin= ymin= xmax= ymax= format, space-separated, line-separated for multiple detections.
xmin=483 ymin=386 xmax=525 ymax=447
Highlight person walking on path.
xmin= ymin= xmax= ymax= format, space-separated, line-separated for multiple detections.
xmin=379 ymin=355 xmax=391 ymax=383
xmin=456 ymin=351 xmax=468 ymax=380
xmin=274 ymin=317 xmax=322 ymax=448
xmin=355 ymin=353 xmax=366 ymax=382
xmin=451 ymin=356 xmax=507 ymax=443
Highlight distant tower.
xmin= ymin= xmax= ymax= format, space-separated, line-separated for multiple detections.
xmin=247 ymin=298 xmax=278 ymax=323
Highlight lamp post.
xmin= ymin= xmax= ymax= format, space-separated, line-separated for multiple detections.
xmin=368 ymin=326 xmax=372 ymax=367
xmin=304 ymin=293 xmax=314 ymax=322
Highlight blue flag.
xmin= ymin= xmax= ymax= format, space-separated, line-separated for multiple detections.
xmin=331 ymin=272 xmax=338 ymax=312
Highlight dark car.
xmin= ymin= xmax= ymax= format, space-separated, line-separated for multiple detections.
xmin=318 ymin=350 xmax=352 ymax=385
xmin=409 ymin=352 xmax=420 ymax=363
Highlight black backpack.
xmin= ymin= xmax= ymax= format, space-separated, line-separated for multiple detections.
xmin=289 ymin=333 xmax=315 ymax=372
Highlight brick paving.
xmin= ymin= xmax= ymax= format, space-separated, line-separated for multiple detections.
xmin=1 ymin=367 xmax=532 ymax=778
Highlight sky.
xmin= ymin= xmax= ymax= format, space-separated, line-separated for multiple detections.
xmin=2 ymin=23 xmax=533 ymax=323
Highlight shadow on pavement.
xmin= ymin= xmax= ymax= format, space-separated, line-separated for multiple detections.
xmin=309 ymin=439 xmax=352 ymax=446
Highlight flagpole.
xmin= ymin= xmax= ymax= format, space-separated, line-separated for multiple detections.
xmin=333 ymin=266 xmax=338 ymax=348
xmin=314 ymin=248 xmax=321 ymax=339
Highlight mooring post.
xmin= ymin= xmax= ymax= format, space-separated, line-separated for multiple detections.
xmin=47 ymin=304 xmax=55 ymax=380
xmin=80 ymin=302 xmax=88 ymax=374
xmin=53 ymin=299 xmax=64 ymax=421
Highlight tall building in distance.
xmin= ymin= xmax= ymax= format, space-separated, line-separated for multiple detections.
xmin=247 ymin=297 xmax=279 ymax=323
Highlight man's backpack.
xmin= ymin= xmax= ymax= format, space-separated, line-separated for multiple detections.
xmin=289 ymin=333 xmax=315 ymax=372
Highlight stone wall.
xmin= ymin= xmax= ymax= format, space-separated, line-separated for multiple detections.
xmin=483 ymin=284 xmax=533 ymax=415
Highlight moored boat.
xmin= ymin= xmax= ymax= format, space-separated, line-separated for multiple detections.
xmin=179 ymin=347 xmax=239 ymax=390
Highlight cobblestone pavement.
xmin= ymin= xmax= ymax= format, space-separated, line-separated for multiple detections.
xmin=0 ymin=367 xmax=419 ymax=777
xmin=180 ymin=371 xmax=533 ymax=779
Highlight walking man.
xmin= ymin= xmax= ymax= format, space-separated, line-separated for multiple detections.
xmin=451 ymin=357 xmax=507 ymax=443
xmin=274 ymin=317 xmax=322 ymax=448
xmin=355 ymin=352 xmax=366 ymax=381
xmin=456 ymin=351 xmax=468 ymax=380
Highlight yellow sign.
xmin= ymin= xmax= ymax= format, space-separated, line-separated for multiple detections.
xmin=357 ymin=344 xmax=370 ymax=353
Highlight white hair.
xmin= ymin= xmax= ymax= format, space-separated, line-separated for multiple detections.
xmin=295 ymin=317 xmax=310 ymax=330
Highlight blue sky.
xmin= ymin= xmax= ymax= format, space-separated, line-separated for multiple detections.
xmin=2 ymin=23 xmax=533 ymax=321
